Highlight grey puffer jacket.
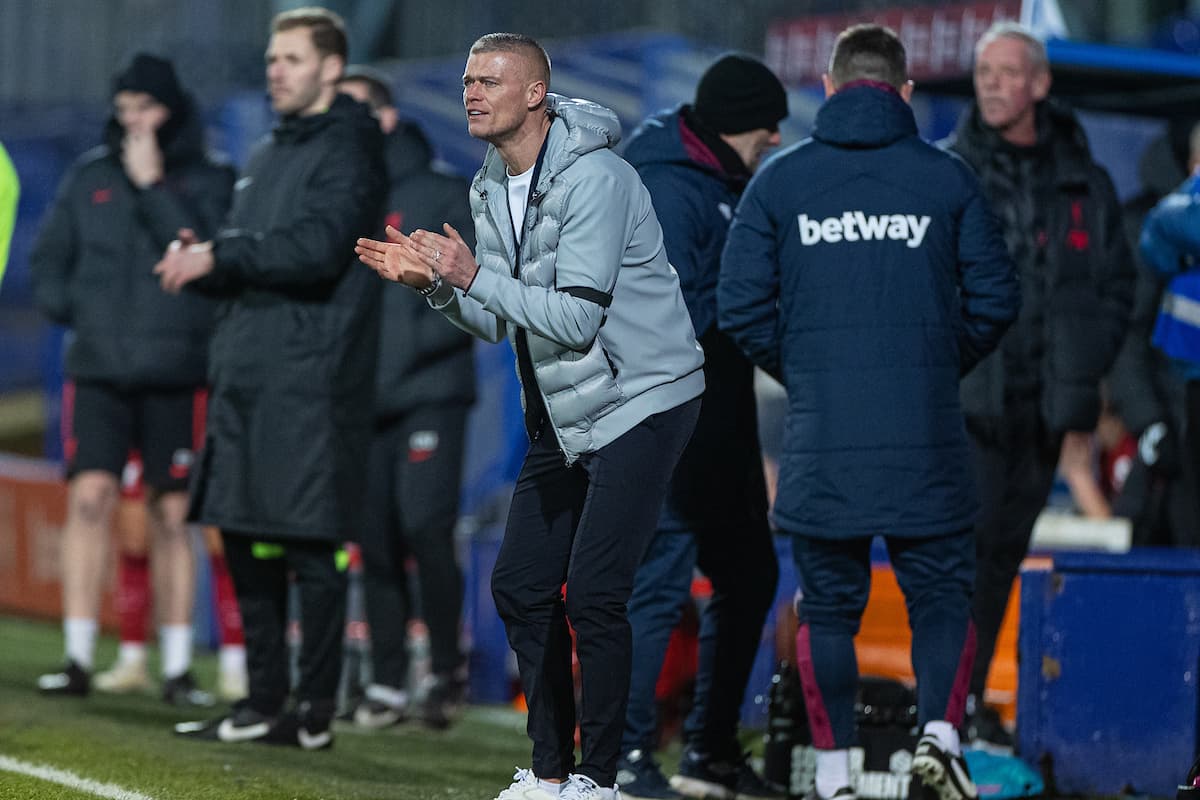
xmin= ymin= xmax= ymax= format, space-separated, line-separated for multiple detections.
xmin=427 ymin=94 xmax=705 ymax=462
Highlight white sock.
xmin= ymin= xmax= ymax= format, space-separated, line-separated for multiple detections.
xmin=815 ymin=748 xmax=851 ymax=799
xmin=159 ymin=624 xmax=192 ymax=679
xmin=64 ymin=618 xmax=97 ymax=670
xmin=923 ymin=720 xmax=962 ymax=756
xmin=219 ymin=644 xmax=246 ymax=676
xmin=117 ymin=642 xmax=147 ymax=666
xmin=538 ymin=779 xmax=563 ymax=795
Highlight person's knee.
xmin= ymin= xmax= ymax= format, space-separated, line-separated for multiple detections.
xmin=563 ymin=580 xmax=624 ymax=630
xmin=799 ymin=601 xmax=865 ymax=636
xmin=68 ymin=473 xmax=119 ymax=527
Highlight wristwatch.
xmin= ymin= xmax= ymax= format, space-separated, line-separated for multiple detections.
xmin=417 ymin=273 xmax=443 ymax=297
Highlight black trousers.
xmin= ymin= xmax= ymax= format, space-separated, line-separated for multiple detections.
xmin=492 ymin=398 xmax=699 ymax=787
xmin=967 ymin=419 xmax=1062 ymax=698
xmin=223 ymin=532 xmax=347 ymax=721
xmin=360 ymin=405 xmax=468 ymax=689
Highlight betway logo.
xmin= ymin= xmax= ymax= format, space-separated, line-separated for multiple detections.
xmin=798 ymin=212 xmax=931 ymax=249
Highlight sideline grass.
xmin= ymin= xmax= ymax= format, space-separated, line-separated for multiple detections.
xmin=0 ymin=616 xmax=533 ymax=799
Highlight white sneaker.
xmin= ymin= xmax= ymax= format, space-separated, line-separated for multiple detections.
xmin=494 ymin=768 xmax=561 ymax=800
xmin=562 ymin=774 xmax=620 ymax=800
xmin=94 ymin=659 xmax=151 ymax=694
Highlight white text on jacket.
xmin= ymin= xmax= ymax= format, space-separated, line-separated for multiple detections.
xmin=797 ymin=212 xmax=931 ymax=249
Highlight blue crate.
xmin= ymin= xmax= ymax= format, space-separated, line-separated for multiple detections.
xmin=1017 ymin=548 xmax=1200 ymax=797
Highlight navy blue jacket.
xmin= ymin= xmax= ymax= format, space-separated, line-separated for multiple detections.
xmin=624 ymin=105 xmax=768 ymax=532
xmin=718 ymin=85 xmax=1019 ymax=538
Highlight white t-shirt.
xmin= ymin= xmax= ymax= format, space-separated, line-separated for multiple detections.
xmin=507 ymin=164 xmax=535 ymax=245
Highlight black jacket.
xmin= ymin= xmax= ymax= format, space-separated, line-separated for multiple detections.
xmin=945 ymin=100 xmax=1134 ymax=437
xmin=30 ymin=98 xmax=234 ymax=387
xmin=374 ymin=122 xmax=476 ymax=420
xmin=189 ymin=93 xmax=386 ymax=542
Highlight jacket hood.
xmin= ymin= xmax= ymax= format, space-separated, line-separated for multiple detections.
xmin=812 ymin=85 xmax=917 ymax=149
xmin=949 ymin=97 xmax=1093 ymax=184
xmin=103 ymin=91 xmax=207 ymax=168
xmin=383 ymin=121 xmax=433 ymax=182
xmin=477 ymin=93 xmax=621 ymax=189
xmin=273 ymin=92 xmax=378 ymax=144
xmin=624 ymin=106 xmax=688 ymax=169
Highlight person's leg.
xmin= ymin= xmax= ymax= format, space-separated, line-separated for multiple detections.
xmin=492 ymin=425 xmax=589 ymax=783
xmin=288 ymin=539 xmax=349 ymax=732
xmin=685 ymin=518 xmax=778 ymax=757
xmin=622 ymin=530 xmax=696 ymax=757
xmin=39 ymin=382 xmax=129 ymax=694
xmin=95 ymin=457 xmax=153 ymax=693
xmin=969 ymin=427 xmax=1059 ymax=701
xmin=204 ymin=526 xmax=247 ymax=701
xmin=359 ymin=422 xmax=412 ymax=713
xmin=888 ymin=530 xmax=977 ymax=800
xmin=396 ymin=405 xmax=469 ymax=726
xmin=221 ymin=533 xmax=290 ymax=718
xmin=792 ymin=534 xmax=873 ymax=800
xmin=139 ymin=387 xmax=209 ymax=703
xmin=565 ymin=398 xmax=700 ymax=788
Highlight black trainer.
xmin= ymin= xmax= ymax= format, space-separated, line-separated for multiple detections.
xmin=616 ymin=749 xmax=680 ymax=800
xmin=36 ymin=661 xmax=90 ymax=696
xmin=261 ymin=701 xmax=333 ymax=750
xmin=1178 ymin=752 xmax=1200 ymax=800
xmin=672 ymin=746 xmax=785 ymax=800
xmin=174 ymin=701 xmax=275 ymax=743
xmin=419 ymin=673 xmax=466 ymax=730
xmin=162 ymin=671 xmax=216 ymax=708
xmin=961 ymin=703 xmax=1012 ymax=752
xmin=910 ymin=735 xmax=978 ymax=800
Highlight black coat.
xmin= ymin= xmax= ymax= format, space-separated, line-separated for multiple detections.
xmin=945 ymin=100 xmax=1134 ymax=437
xmin=189 ymin=93 xmax=386 ymax=542
xmin=374 ymin=122 xmax=476 ymax=421
xmin=30 ymin=99 xmax=234 ymax=387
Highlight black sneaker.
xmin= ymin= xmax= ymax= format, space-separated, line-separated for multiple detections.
xmin=174 ymin=701 xmax=274 ymax=743
xmin=910 ymin=735 xmax=978 ymax=800
xmin=419 ymin=673 xmax=466 ymax=730
xmin=1178 ymin=752 xmax=1200 ymax=800
xmin=961 ymin=703 xmax=1012 ymax=753
xmin=671 ymin=746 xmax=785 ymax=800
xmin=261 ymin=702 xmax=333 ymax=750
xmin=162 ymin=671 xmax=216 ymax=708
xmin=616 ymin=749 xmax=680 ymax=800
xmin=37 ymin=661 xmax=90 ymax=696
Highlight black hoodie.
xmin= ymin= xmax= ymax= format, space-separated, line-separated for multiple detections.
xmin=374 ymin=121 xmax=476 ymax=420
xmin=30 ymin=95 xmax=234 ymax=386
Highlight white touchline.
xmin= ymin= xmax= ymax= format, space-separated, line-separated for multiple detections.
xmin=0 ymin=754 xmax=157 ymax=800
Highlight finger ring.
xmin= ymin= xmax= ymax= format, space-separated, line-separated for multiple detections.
xmin=434 ymin=249 xmax=442 ymax=262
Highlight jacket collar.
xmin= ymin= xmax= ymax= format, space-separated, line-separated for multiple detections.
xmin=812 ymin=85 xmax=917 ymax=149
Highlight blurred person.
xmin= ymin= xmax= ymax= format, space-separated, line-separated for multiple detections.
xmin=159 ymin=7 xmax=385 ymax=749
xmin=29 ymin=53 xmax=234 ymax=704
xmin=0 ymin=140 xmax=17 ymax=286
xmin=337 ymin=66 xmax=476 ymax=730
xmin=719 ymin=24 xmax=1018 ymax=800
xmin=942 ymin=21 xmax=1134 ymax=747
xmin=1139 ymin=139 xmax=1200 ymax=523
xmin=1102 ymin=121 xmax=1200 ymax=546
xmin=617 ymin=53 xmax=787 ymax=800
xmin=356 ymin=32 xmax=703 ymax=800
xmin=95 ymin=452 xmax=248 ymax=702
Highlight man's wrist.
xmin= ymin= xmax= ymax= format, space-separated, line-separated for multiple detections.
xmin=417 ymin=272 xmax=444 ymax=297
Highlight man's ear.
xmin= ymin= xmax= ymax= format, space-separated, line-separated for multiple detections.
xmin=822 ymin=73 xmax=836 ymax=99
xmin=527 ymin=79 xmax=547 ymax=111
xmin=900 ymin=80 xmax=914 ymax=104
xmin=1031 ymin=67 xmax=1051 ymax=102
xmin=321 ymin=54 xmax=346 ymax=88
